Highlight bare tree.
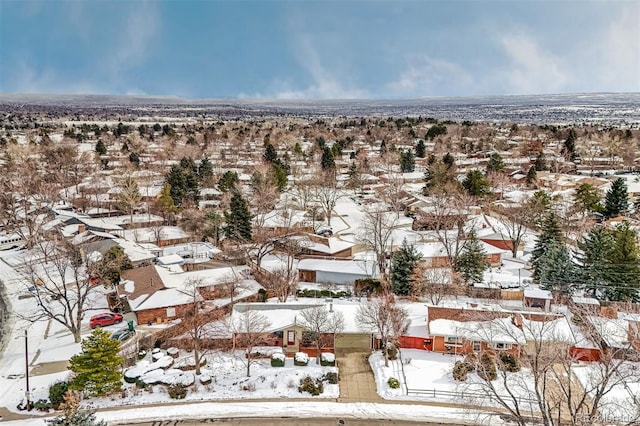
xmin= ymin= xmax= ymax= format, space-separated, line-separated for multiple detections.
xmin=355 ymin=297 xmax=408 ymax=367
xmin=313 ymin=170 xmax=341 ymax=227
xmin=18 ymin=240 xmax=120 ymax=343
xmin=264 ymin=266 xmax=299 ymax=303
xmin=426 ymin=191 xmax=475 ymax=266
xmin=115 ymin=175 xmax=142 ymax=225
xmin=177 ymin=278 xmax=210 ymax=375
xmin=358 ymin=206 xmax=397 ymax=284
xmin=297 ymin=305 xmax=345 ymax=365
xmin=490 ymin=205 xmax=532 ymax=259
xmin=411 ymin=263 xmax=456 ymax=305
xmin=229 ymin=309 xmax=272 ymax=377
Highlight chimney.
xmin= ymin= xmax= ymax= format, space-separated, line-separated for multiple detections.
xmin=78 ymin=224 xmax=86 ymax=233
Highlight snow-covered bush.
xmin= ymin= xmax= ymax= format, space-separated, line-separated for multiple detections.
xmin=167 ymin=384 xmax=187 ymax=399
xmin=167 ymin=347 xmax=180 ymax=358
xmin=320 ymin=352 xmax=335 ymax=366
xmin=322 ymin=372 xmax=338 ymax=384
xmin=199 ymin=374 xmax=212 ymax=385
xmin=294 ymin=352 xmax=309 ymax=366
xmin=271 ymin=352 xmax=286 ymax=367
xmin=477 ymin=353 xmax=497 ymax=381
xmin=387 ymin=377 xmax=400 ymax=389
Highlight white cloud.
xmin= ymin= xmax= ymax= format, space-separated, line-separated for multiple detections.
xmin=8 ymin=61 xmax=101 ymax=94
xmin=498 ymin=33 xmax=569 ymax=94
xmin=592 ymin=6 xmax=640 ymax=91
xmin=106 ymin=1 xmax=160 ymax=82
xmin=386 ymin=56 xmax=474 ymax=98
xmin=264 ymin=35 xmax=369 ymax=100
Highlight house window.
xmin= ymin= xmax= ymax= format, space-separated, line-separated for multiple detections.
xmin=287 ymin=331 xmax=296 ymax=345
xmin=472 ymin=341 xmax=481 ymax=352
xmin=444 ymin=336 xmax=462 ymax=345
xmin=166 ymin=307 xmax=176 ymax=317
xmin=490 ymin=342 xmax=512 ymax=350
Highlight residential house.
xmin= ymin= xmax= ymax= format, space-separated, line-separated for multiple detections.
xmin=229 ymin=301 xmax=373 ymax=357
xmin=523 ymin=288 xmax=553 ymax=312
xmin=297 ymin=258 xmax=378 ymax=285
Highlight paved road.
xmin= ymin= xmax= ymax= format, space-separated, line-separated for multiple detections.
xmin=119 ymin=418 xmax=464 ymax=426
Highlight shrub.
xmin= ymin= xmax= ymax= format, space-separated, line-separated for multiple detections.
xmin=271 ymin=353 xmax=285 ymax=367
xmin=498 ymin=352 xmax=521 ymax=372
xmin=320 ymin=352 xmax=335 ymax=366
xmin=387 ymin=377 xmax=400 ymax=389
xmin=452 ymin=361 xmax=468 ymax=381
xmin=137 ymin=350 xmax=147 ymax=360
xmin=322 ymin=372 xmax=338 ymax=384
xmin=477 ymin=353 xmax=497 ymax=381
xmin=135 ymin=378 xmax=149 ymax=389
xmin=294 ymin=352 xmax=309 ymax=366
xmin=463 ymin=354 xmax=477 ymax=372
xmin=199 ymin=375 xmax=212 ymax=385
xmin=387 ymin=344 xmax=398 ymax=360
xmin=33 ymin=399 xmax=52 ymax=411
xmin=242 ymin=382 xmax=256 ymax=392
xmin=167 ymin=384 xmax=187 ymax=399
xmin=298 ymin=376 xmax=324 ymax=396
xmin=48 ymin=381 xmax=69 ymax=409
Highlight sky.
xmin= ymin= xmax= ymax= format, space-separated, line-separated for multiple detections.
xmin=0 ymin=0 xmax=639 ymax=99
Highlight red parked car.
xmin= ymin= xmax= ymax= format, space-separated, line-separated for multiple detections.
xmin=90 ymin=312 xmax=123 ymax=329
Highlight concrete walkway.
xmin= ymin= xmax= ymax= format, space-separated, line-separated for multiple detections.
xmin=336 ymin=351 xmax=383 ymax=403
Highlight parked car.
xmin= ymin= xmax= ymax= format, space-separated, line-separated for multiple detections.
xmin=90 ymin=312 xmax=123 ymax=329
xmin=110 ymin=329 xmax=136 ymax=343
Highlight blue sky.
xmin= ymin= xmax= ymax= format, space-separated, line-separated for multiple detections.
xmin=1 ymin=0 xmax=638 ymax=99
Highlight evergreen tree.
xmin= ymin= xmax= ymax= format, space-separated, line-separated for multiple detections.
xmin=534 ymin=151 xmax=548 ymax=171
xmin=321 ymin=146 xmax=335 ymax=170
xmin=68 ymin=329 xmax=123 ymax=397
xmin=454 ymin=231 xmax=488 ymax=285
xmin=486 ymin=152 xmax=505 ymax=173
xmin=426 ymin=123 xmax=447 ymax=140
xmin=462 ymin=169 xmax=490 ymax=196
xmin=391 ymin=239 xmax=421 ymax=295
xmin=531 ymin=211 xmax=564 ymax=283
xmin=99 ymin=246 xmax=133 ymax=286
xmin=562 ymin=129 xmax=577 ymax=161
xmin=218 ymin=170 xmax=239 ymax=192
xmin=526 ymin=165 xmax=537 ymax=186
xmin=606 ymin=221 xmax=640 ymax=301
xmin=537 ymin=242 xmax=576 ymax=294
xmin=576 ymin=226 xmax=614 ymax=297
xmin=156 ymin=183 xmax=178 ymax=221
xmin=224 ymin=191 xmax=252 ymax=241
xmin=166 ymin=165 xmax=187 ymax=206
xmin=198 ymin=157 xmax=214 ymax=181
xmin=442 ymin=152 xmax=455 ymax=168
xmin=128 ymin=152 xmax=140 ymax=166
xmin=604 ymin=177 xmax=628 ymax=218
xmin=48 ymin=404 xmax=106 ymax=426
xmin=263 ymin=142 xmax=278 ymax=164
xmin=95 ymin=140 xmax=106 ymax=156
xmin=415 ymin=139 xmax=426 ymax=158
xmin=573 ymin=183 xmax=603 ymax=216
xmin=399 ymin=150 xmax=415 ymax=173
xmin=271 ymin=163 xmax=288 ymax=192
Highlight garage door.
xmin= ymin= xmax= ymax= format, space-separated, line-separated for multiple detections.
xmin=335 ymin=333 xmax=371 ymax=350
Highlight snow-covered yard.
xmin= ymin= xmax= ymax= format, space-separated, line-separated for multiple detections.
xmin=371 ymin=349 xmax=539 ymax=412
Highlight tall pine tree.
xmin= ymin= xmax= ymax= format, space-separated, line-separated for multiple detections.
xmin=537 ymin=243 xmax=576 ymax=294
xmin=604 ymin=178 xmax=628 ymax=219
xmin=224 ymin=191 xmax=253 ymax=241
xmin=576 ymin=226 xmax=614 ymax=297
xmin=606 ymin=221 xmax=640 ymax=301
xmin=391 ymin=239 xmax=421 ymax=295
xmin=531 ymin=211 xmax=564 ymax=283
xmin=69 ymin=329 xmax=123 ymax=397
xmin=454 ymin=231 xmax=488 ymax=285
xmin=321 ymin=147 xmax=335 ymax=170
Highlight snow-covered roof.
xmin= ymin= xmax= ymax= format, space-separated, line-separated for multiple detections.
xmin=524 ymin=288 xmax=553 ymax=300
xmin=297 ymin=258 xmax=377 ymax=276
xmin=157 ymin=254 xmax=185 ymax=265
xmin=586 ymin=316 xmax=633 ymax=349
xmin=429 ymin=316 xmax=526 ymax=345
xmin=571 ymin=296 xmax=600 ymax=306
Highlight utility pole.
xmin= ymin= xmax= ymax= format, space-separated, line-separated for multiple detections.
xmin=24 ymin=329 xmax=30 ymax=411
